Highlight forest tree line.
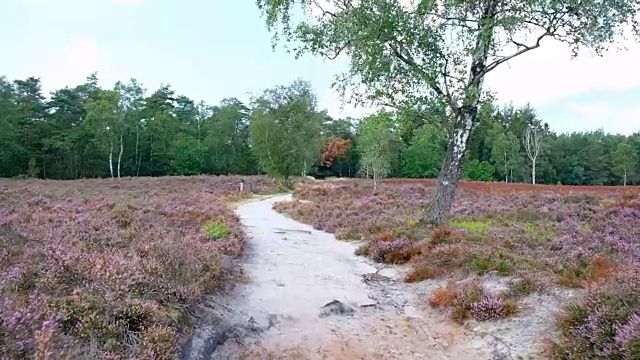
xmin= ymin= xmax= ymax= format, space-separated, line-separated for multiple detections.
xmin=0 ymin=74 xmax=638 ymax=186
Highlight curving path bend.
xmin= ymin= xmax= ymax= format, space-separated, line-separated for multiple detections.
xmin=184 ymin=194 xmax=496 ymax=359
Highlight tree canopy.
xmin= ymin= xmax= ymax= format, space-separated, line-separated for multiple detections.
xmin=250 ymin=79 xmax=324 ymax=181
xmin=0 ymin=73 xmax=639 ymax=188
xmin=256 ymin=0 xmax=640 ymax=223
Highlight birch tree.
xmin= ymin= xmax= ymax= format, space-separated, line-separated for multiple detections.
xmin=114 ymin=80 xmax=145 ymax=178
xmin=491 ymin=129 xmax=520 ymax=182
xmin=612 ymin=141 xmax=638 ymax=186
xmin=85 ymin=90 xmax=120 ymax=178
xmin=357 ymin=112 xmax=398 ymax=190
xmin=256 ymin=0 xmax=640 ymax=224
xmin=523 ymin=126 xmax=544 ymax=184
xmin=249 ymin=79 xmax=323 ymax=183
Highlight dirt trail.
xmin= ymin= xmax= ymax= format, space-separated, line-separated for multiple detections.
xmin=182 ymin=195 xmax=551 ymax=359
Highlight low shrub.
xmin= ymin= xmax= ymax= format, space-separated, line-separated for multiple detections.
xmin=405 ymin=264 xmax=443 ymax=283
xmin=550 ymin=269 xmax=640 ymax=359
xmin=470 ymin=295 xmax=517 ymax=321
xmin=369 ymin=237 xmax=419 ymax=264
xmin=274 ymin=180 xmax=640 ymax=345
xmin=0 ymin=175 xmax=278 ymax=358
xmin=428 ymin=279 xmax=518 ymax=323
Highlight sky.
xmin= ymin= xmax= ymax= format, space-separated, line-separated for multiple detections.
xmin=1 ymin=0 xmax=639 ymax=135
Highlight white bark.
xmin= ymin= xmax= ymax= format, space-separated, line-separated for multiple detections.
xmin=503 ymin=150 xmax=508 ymax=183
xmin=373 ymin=168 xmax=377 ymax=190
xmin=449 ymin=118 xmax=472 ymax=171
xmin=117 ymin=133 xmax=123 ymax=178
xmin=531 ymin=161 xmax=536 ymax=184
xmin=135 ymin=126 xmax=140 ymax=176
xmin=109 ymin=138 xmax=114 ymax=179
xmin=524 ymin=127 xmax=543 ymax=185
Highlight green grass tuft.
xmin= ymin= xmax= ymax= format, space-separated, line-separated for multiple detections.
xmin=450 ymin=219 xmax=491 ymax=233
xmin=202 ymin=220 xmax=229 ymax=240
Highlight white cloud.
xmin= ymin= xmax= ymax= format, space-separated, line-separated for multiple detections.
xmin=558 ymin=102 xmax=640 ymax=135
xmin=486 ymin=37 xmax=640 ymax=107
xmin=320 ymin=35 xmax=640 ymax=125
xmin=319 ymin=86 xmax=374 ymax=119
xmin=567 ymin=102 xmax=611 ymax=120
xmin=619 ymin=106 xmax=640 ymax=123
xmin=307 ymin=3 xmax=640 ymax=124
xmin=37 ymin=37 xmax=124 ymax=96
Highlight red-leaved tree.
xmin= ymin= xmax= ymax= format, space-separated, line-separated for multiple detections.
xmin=319 ymin=138 xmax=352 ymax=167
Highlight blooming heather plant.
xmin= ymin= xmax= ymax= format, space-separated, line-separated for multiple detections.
xmin=368 ymin=237 xmax=418 ymax=264
xmin=274 ymin=181 xmax=431 ymax=242
xmin=277 ymin=180 xmax=639 ymax=283
xmin=428 ymin=279 xmax=517 ymax=323
xmin=276 ymin=179 xmax=640 ymax=357
xmin=0 ymin=175 xmax=279 ymax=359
xmin=551 ymin=269 xmax=640 ymax=359
xmin=470 ymin=294 xmax=516 ymax=321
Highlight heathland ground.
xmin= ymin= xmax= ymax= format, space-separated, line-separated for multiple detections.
xmin=1 ymin=176 xmax=638 ymax=359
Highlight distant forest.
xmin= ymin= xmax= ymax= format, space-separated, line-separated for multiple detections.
xmin=0 ymin=74 xmax=637 ymax=186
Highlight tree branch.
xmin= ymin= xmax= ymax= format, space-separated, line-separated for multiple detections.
xmin=323 ymin=42 xmax=350 ymax=59
xmin=480 ymin=6 xmax=570 ymax=77
xmin=480 ymin=30 xmax=552 ymax=77
xmin=388 ymin=43 xmax=458 ymax=112
xmin=311 ymin=0 xmax=336 ymax=19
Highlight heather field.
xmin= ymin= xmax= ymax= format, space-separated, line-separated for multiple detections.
xmin=0 ymin=176 xmax=280 ymax=359
xmin=275 ymin=180 xmax=640 ymax=358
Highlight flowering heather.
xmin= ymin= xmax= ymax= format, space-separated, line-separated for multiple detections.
xmin=470 ymin=294 xmax=515 ymax=321
xmin=367 ymin=237 xmax=418 ymax=264
xmin=274 ymin=180 xmax=430 ymax=241
xmin=278 ymin=180 xmax=639 ymax=281
xmin=550 ymin=269 xmax=640 ymax=359
xmin=0 ymin=175 xmax=279 ymax=359
xmin=427 ymin=279 xmax=516 ymax=323
xmin=275 ymin=179 xmax=640 ymax=358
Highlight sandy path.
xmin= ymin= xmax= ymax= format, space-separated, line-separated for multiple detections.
xmin=183 ymin=195 xmax=498 ymax=359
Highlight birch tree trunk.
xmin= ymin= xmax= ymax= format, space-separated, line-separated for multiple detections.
xmin=427 ymin=114 xmax=473 ymax=225
xmin=373 ymin=168 xmax=377 ymax=190
xmin=135 ymin=126 xmax=140 ymax=176
xmin=426 ymin=0 xmax=497 ymax=225
xmin=532 ymin=161 xmax=536 ymax=185
xmin=109 ymin=138 xmax=114 ymax=179
xmin=504 ymin=151 xmax=508 ymax=183
xmin=117 ymin=133 xmax=123 ymax=178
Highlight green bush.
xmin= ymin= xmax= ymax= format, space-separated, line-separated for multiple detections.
xmin=462 ymin=159 xmax=495 ymax=181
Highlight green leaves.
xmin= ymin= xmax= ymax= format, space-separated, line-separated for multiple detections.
xmin=257 ymin=0 xmax=640 ymax=115
xmin=462 ymin=159 xmax=495 ymax=181
xmin=402 ymin=123 xmax=446 ymax=178
xmin=488 ymin=122 xmax=524 ymax=182
xmin=170 ymin=135 xmax=204 ymax=175
xmin=612 ymin=141 xmax=638 ymax=185
xmin=357 ymin=111 xmax=400 ymax=181
xmin=249 ymin=79 xmax=323 ymax=180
